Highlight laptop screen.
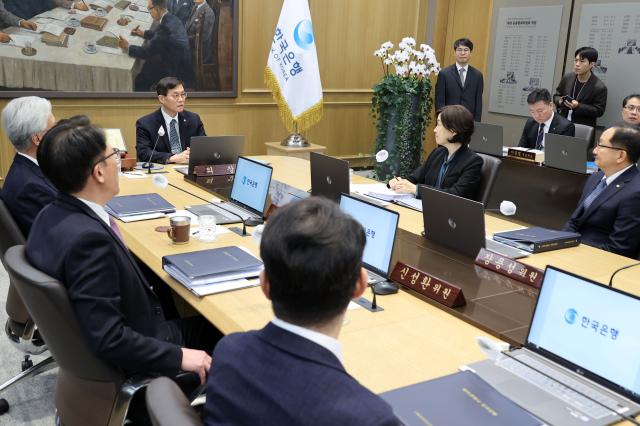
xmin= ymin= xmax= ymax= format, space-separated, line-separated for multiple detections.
xmin=528 ymin=266 xmax=640 ymax=396
xmin=339 ymin=194 xmax=399 ymax=277
xmin=230 ymin=157 xmax=273 ymax=214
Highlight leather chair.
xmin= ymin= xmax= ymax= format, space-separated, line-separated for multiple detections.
xmin=574 ymin=123 xmax=595 ymax=159
xmin=476 ymin=153 xmax=502 ymax=207
xmin=0 ymin=200 xmax=55 ymax=414
xmin=4 ymin=245 xmax=151 ymax=425
xmin=146 ymin=377 xmax=202 ymax=426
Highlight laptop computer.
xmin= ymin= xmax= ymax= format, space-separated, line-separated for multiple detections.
xmin=544 ymin=133 xmax=589 ymax=174
xmin=419 ymin=186 xmax=528 ymax=259
xmin=187 ymin=156 xmax=273 ymax=224
xmin=469 ymin=122 xmax=503 ymax=157
xmin=339 ymin=193 xmax=399 ymax=291
xmin=175 ymin=136 xmax=245 ymax=177
xmin=468 ymin=266 xmax=640 ymax=426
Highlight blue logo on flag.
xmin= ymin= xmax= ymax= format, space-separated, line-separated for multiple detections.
xmin=293 ymin=20 xmax=314 ymax=50
xmin=565 ymin=308 xmax=578 ymax=325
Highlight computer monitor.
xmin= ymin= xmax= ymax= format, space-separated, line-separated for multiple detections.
xmin=310 ymin=152 xmax=349 ymax=203
xmin=229 ymin=156 xmax=273 ymax=216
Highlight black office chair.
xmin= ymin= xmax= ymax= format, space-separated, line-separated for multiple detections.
xmin=0 ymin=200 xmax=55 ymax=414
xmin=476 ymin=153 xmax=502 ymax=207
xmin=146 ymin=377 xmax=202 ymax=426
xmin=574 ymin=123 xmax=595 ymax=159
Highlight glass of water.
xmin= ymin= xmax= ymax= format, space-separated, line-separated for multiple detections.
xmin=198 ymin=215 xmax=217 ymax=242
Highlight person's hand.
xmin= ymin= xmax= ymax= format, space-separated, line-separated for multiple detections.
xmin=19 ymin=20 xmax=37 ymax=31
xmin=181 ymin=348 xmax=212 ymax=384
xmin=388 ymin=177 xmax=416 ymax=194
xmin=131 ymin=26 xmax=143 ymax=37
xmin=117 ymin=36 xmax=129 ymax=51
xmin=169 ymin=149 xmax=190 ymax=164
xmin=0 ymin=32 xmax=10 ymax=43
xmin=568 ymin=99 xmax=579 ymax=109
xmin=74 ymin=1 xmax=89 ymax=11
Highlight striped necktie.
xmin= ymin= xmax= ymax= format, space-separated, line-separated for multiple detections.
xmin=582 ymin=179 xmax=607 ymax=211
xmin=535 ymin=123 xmax=545 ymax=150
xmin=169 ymin=119 xmax=181 ymax=154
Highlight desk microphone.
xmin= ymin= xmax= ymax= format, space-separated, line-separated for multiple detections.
xmin=152 ymin=174 xmax=254 ymax=236
xmin=485 ymin=200 xmax=517 ymax=216
xmin=142 ymin=126 xmax=165 ymax=173
xmin=608 ymin=262 xmax=640 ymax=288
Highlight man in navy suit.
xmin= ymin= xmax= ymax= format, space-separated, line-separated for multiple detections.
xmin=205 ymin=197 xmax=400 ymax=425
xmin=118 ymin=0 xmax=194 ymax=91
xmin=0 ymin=96 xmax=57 ymax=236
xmin=563 ymin=123 xmax=640 ymax=258
xmin=26 ymin=121 xmax=215 ymax=383
xmin=435 ymin=38 xmax=484 ymax=121
xmin=167 ymin=0 xmax=194 ymax=26
xmin=518 ymin=88 xmax=575 ymax=150
xmin=136 ymin=77 xmax=206 ymax=164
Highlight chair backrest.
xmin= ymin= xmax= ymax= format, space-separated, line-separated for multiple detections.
xmin=574 ymin=123 xmax=595 ymax=155
xmin=0 ymin=199 xmax=30 ymax=324
xmin=476 ymin=153 xmax=502 ymax=207
xmin=146 ymin=377 xmax=202 ymax=426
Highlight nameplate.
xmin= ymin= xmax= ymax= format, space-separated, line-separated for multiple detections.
xmin=390 ymin=262 xmax=465 ymax=308
xmin=474 ymin=248 xmax=544 ymax=289
xmin=507 ymin=148 xmax=544 ymax=164
xmin=193 ymin=164 xmax=235 ymax=177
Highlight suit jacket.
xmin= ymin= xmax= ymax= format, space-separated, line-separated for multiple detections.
xmin=186 ymin=2 xmax=215 ymax=64
xmin=168 ymin=0 xmax=194 ymax=25
xmin=563 ymin=167 xmax=640 ymax=258
xmin=408 ymin=145 xmax=483 ymax=200
xmin=518 ymin=113 xmax=576 ymax=149
xmin=129 ymin=12 xmax=193 ymax=91
xmin=0 ymin=154 xmax=57 ymax=236
xmin=0 ymin=0 xmax=21 ymax=27
xmin=26 ymin=194 xmax=182 ymax=375
xmin=136 ymin=108 xmax=205 ymax=164
xmin=435 ymin=64 xmax=484 ymax=121
xmin=204 ymin=323 xmax=400 ymax=426
xmin=553 ymin=72 xmax=607 ymax=128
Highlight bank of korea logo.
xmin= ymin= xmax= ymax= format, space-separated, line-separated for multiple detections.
xmin=294 ymin=19 xmax=314 ymax=50
xmin=565 ymin=308 xmax=578 ymax=325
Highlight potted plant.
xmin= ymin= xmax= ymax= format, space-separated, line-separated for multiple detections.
xmin=371 ymin=38 xmax=440 ymax=181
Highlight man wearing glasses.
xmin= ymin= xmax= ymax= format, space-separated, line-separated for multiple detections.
xmin=136 ymin=76 xmax=206 ymax=165
xmin=563 ymin=123 xmax=640 ymax=258
xmin=621 ymin=94 xmax=640 ymax=127
xmin=435 ymin=38 xmax=484 ymax=121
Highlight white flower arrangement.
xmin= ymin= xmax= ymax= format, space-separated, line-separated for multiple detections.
xmin=374 ymin=38 xmax=440 ymax=79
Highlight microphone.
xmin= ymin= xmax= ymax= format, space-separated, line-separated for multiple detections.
xmin=485 ymin=200 xmax=517 ymax=216
xmin=608 ymin=262 xmax=640 ymax=287
xmin=152 ymin=174 xmax=252 ymax=236
xmin=368 ymin=283 xmax=378 ymax=310
xmin=140 ymin=126 xmax=165 ymax=173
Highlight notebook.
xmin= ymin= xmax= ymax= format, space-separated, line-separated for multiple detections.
xmin=105 ymin=193 xmax=175 ymax=218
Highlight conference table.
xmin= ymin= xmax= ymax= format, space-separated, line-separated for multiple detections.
xmin=116 ymin=156 xmax=639 ymax=397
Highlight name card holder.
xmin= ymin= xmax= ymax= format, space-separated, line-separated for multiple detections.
xmin=193 ymin=164 xmax=236 ymax=177
xmin=474 ymin=248 xmax=544 ymax=289
xmin=507 ymin=148 xmax=544 ymax=164
xmin=390 ymin=262 xmax=465 ymax=308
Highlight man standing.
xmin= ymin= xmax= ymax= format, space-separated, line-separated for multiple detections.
xmin=620 ymin=94 xmax=640 ymax=127
xmin=118 ymin=0 xmax=193 ymax=91
xmin=205 ymin=197 xmax=400 ymax=425
xmin=553 ymin=47 xmax=607 ymax=132
xmin=0 ymin=96 xmax=57 ymax=236
xmin=136 ymin=76 xmax=205 ymax=164
xmin=435 ymin=38 xmax=484 ymax=121
xmin=518 ymin=88 xmax=575 ymax=150
xmin=167 ymin=0 xmax=194 ymax=26
xmin=563 ymin=123 xmax=640 ymax=258
xmin=186 ymin=0 xmax=215 ymax=65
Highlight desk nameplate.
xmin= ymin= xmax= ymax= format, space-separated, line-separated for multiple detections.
xmin=390 ymin=262 xmax=465 ymax=308
xmin=474 ymin=248 xmax=544 ymax=289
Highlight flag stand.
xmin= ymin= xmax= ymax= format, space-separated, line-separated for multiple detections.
xmin=280 ymin=124 xmax=309 ymax=147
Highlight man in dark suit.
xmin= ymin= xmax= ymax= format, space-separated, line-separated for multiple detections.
xmin=26 ymin=121 xmax=215 ymax=383
xmin=186 ymin=0 xmax=215 ymax=64
xmin=205 ymin=197 xmax=400 ymax=425
xmin=563 ymin=123 xmax=640 ymax=258
xmin=621 ymin=93 xmax=640 ymax=127
xmin=435 ymin=38 xmax=484 ymax=121
xmin=553 ymin=47 xmax=607 ymax=131
xmin=0 ymin=96 xmax=57 ymax=236
xmin=136 ymin=76 xmax=206 ymax=164
xmin=118 ymin=0 xmax=194 ymax=91
xmin=168 ymin=0 xmax=194 ymax=26
xmin=519 ymin=88 xmax=575 ymax=150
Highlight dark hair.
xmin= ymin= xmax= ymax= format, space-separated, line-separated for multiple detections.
xmin=453 ymin=38 xmax=473 ymax=51
xmin=609 ymin=122 xmax=640 ymax=164
xmin=439 ymin=105 xmax=475 ymax=144
xmin=260 ymin=197 xmax=366 ymax=326
xmin=622 ymin=94 xmax=640 ymax=107
xmin=150 ymin=0 xmax=167 ymax=8
xmin=575 ymin=46 xmax=598 ymax=63
xmin=37 ymin=123 xmax=106 ymax=194
xmin=155 ymin=77 xmax=184 ymax=96
xmin=55 ymin=114 xmax=91 ymax=127
xmin=526 ymin=88 xmax=552 ymax=105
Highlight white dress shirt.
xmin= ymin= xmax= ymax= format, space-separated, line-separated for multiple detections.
xmin=271 ymin=317 xmax=343 ymax=363
xmin=17 ymin=152 xmax=38 ymax=166
xmin=605 ymin=164 xmax=635 ymax=186
xmin=539 ymin=112 xmax=555 ymax=149
xmin=456 ymin=63 xmax=468 ymax=86
xmin=76 ymin=197 xmax=110 ymax=226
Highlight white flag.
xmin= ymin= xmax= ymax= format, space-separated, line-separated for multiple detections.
xmin=265 ymin=0 xmax=323 ymax=132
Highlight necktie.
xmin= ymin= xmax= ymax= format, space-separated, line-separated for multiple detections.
xmin=109 ymin=216 xmax=125 ymax=243
xmin=459 ymin=68 xmax=466 ymax=86
xmin=169 ymin=119 xmax=181 ymax=154
xmin=581 ymin=179 xmax=607 ymax=211
xmin=535 ymin=123 xmax=545 ymax=150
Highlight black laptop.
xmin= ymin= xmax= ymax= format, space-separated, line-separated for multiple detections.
xmin=469 ymin=122 xmax=503 ymax=157
xmin=310 ymin=152 xmax=350 ymax=202
xmin=544 ymin=133 xmax=589 ymax=174
xmin=176 ymin=136 xmax=245 ymax=177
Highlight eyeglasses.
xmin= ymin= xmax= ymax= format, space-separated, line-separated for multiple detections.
xmin=455 ymin=48 xmax=470 ymax=53
xmin=166 ymin=93 xmax=187 ymax=101
xmin=92 ymin=148 xmax=122 ymax=169
xmin=596 ymin=142 xmax=627 ymax=152
xmin=623 ymin=105 xmax=640 ymax=113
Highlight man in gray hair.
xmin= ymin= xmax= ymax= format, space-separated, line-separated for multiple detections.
xmin=0 ymin=96 xmax=57 ymax=235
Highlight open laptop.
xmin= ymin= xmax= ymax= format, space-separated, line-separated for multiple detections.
xmin=468 ymin=266 xmax=640 ymax=426
xmin=544 ymin=133 xmax=589 ymax=174
xmin=469 ymin=122 xmax=503 ymax=157
xmin=339 ymin=193 xmax=399 ymax=290
xmin=419 ymin=186 xmax=528 ymax=259
xmin=187 ymin=156 xmax=273 ymax=224
xmin=176 ymin=136 xmax=245 ymax=177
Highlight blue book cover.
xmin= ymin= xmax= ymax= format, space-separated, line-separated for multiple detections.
xmin=162 ymin=246 xmax=263 ymax=281
xmin=493 ymin=227 xmax=580 ymax=253
xmin=106 ymin=193 xmax=175 ymax=217
xmin=381 ymin=370 xmax=542 ymax=426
